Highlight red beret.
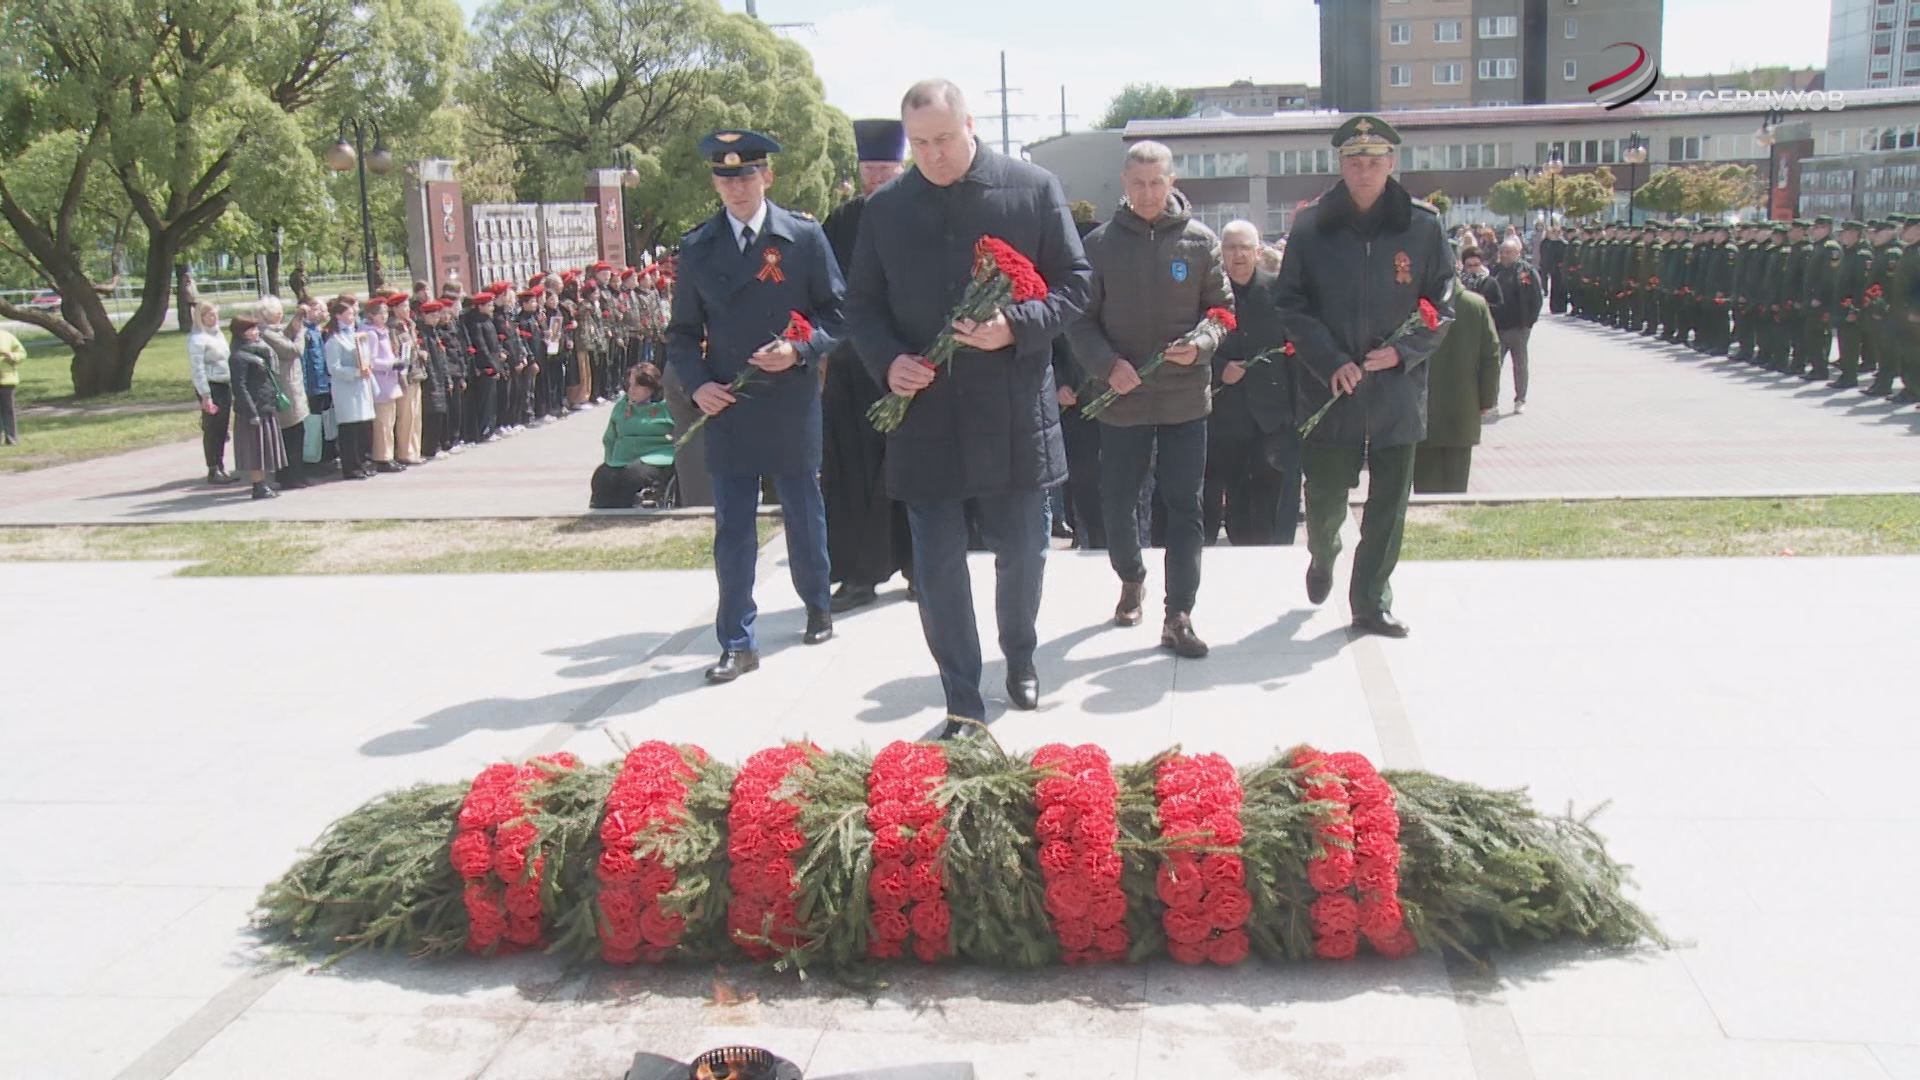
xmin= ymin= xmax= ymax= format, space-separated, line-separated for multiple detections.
xmin=473 ymin=291 xmax=496 ymax=304
xmin=620 ymin=267 xmax=637 ymax=279
xmin=528 ymin=273 xmax=545 ymax=288
xmin=517 ymin=286 xmax=543 ymax=301
xmin=419 ymin=299 xmax=448 ymax=313
xmin=561 ymin=270 xmax=578 ymax=282
xmin=589 ymin=261 xmax=612 ymax=273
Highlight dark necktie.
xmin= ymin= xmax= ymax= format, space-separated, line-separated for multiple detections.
xmin=740 ymin=225 xmax=755 ymax=254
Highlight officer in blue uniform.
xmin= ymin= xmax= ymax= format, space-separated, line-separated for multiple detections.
xmin=666 ymin=130 xmax=846 ymax=683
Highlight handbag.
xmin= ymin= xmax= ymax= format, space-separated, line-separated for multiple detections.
xmin=262 ymin=360 xmax=293 ymax=413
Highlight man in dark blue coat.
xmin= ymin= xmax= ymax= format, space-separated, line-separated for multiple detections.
xmin=666 ymin=130 xmax=847 ymax=684
xmin=846 ymin=79 xmax=1092 ymax=736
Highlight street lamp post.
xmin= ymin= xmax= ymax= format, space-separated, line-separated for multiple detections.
xmin=1624 ymin=132 xmax=1649 ymax=224
xmin=326 ymin=118 xmax=394 ymax=298
xmin=1544 ymin=149 xmax=1565 ymax=225
xmin=1512 ymin=164 xmax=1535 ymax=226
xmin=1755 ymin=108 xmax=1785 ymax=221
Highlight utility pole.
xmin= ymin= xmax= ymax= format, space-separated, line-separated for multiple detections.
xmin=1059 ymin=86 xmax=1070 ymax=135
xmin=983 ymin=51 xmax=1036 ymax=156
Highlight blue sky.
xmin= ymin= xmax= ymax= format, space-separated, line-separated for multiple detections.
xmin=456 ymin=0 xmax=1831 ymax=152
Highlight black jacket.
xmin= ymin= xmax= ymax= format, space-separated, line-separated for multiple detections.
xmin=460 ymin=307 xmax=502 ymax=376
xmin=847 ymin=141 xmax=1092 ymax=502
xmin=1274 ymin=178 xmax=1456 ymax=448
xmin=228 ymin=339 xmax=280 ymax=423
xmin=1486 ymin=260 xmax=1542 ymax=331
xmin=1210 ymin=268 xmax=1296 ymax=441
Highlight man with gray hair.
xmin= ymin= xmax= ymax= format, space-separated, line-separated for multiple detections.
xmin=1070 ymin=141 xmax=1231 ymax=657
xmin=846 ymin=78 xmax=1092 ymax=736
xmin=1487 ymin=235 xmax=1544 ymax=413
xmin=1205 ymin=219 xmax=1298 ymax=546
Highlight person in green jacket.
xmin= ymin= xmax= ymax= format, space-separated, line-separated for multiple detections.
xmin=0 ymin=327 xmax=22 ymax=445
xmin=590 ymin=361 xmax=677 ymax=509
xmin=1414 ymin=282 xmax=1501 ymax=494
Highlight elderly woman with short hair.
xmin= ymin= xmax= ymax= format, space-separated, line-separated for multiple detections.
xmin=257 ymin=295 xmax=310 ymax=489
xmin=187 ymin=299 xmax=236 ymax=484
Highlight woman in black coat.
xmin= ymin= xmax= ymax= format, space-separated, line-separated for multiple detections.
xmin=227 ymin=317 xmax=288 ymax=499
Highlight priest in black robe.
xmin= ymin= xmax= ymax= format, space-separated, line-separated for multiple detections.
xmin=820 ymin=118 xmax=914 ymax=612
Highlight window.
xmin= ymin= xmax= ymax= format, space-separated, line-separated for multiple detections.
xmin=1873 ymin=54 xmax=1893 ymax=74
xmin=1478 ymin=58 xmax=1518 ymax=79
xmin=1268 ymin=148 xmax=1334 ymax=176
xmin=1434 ymin=62 xmax=1463 ymax=85
xmin=1565 ymin=16 xmax=1578 ymax=38
xmin=1877 ymin=1 xmax=1896 ymax=28
xmin=1907 ymin=28 xmax=1920 ymax=49
xmin=1876 ymin=30 xmax=1895 ymax=52
xmin=1668 ymin=135 xmax=1706 ymax=161
xmin=1267 ymin=207 xmax=1292 ymax=237
xmin=1390 ymin=22 xmax=1411 ymax=43
xmin=1436 ymin=20 xmax=1463 ymax=42
xmin=1483 ymin=99 xmax=1512 ymax=107
xmin=1564 ymin=59 xmax=1578 ymax=81
xmin=1478 ymin=15 xmax=1517 ymax=38
xmin=1389 ymin=64 xmax=1412 ymax=87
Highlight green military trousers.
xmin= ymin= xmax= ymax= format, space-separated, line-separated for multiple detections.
xmin=1304 ymin=441 xmax=1417 ymax=620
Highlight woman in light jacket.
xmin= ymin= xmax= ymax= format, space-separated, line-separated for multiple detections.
xmin=186 ymin=300 xmax=236 ymax=484
xmin=258 ymin=295 xmax=310 ymax=489
xmin=323 ymin=296 xmax=376 ymax=480
xmin=361 ymin=298 xmax=409 ymax=473
xmin=392 ymin=298 xmax=428 ymax=465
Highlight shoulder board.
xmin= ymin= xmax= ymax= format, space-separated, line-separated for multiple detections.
xmin=1409 ymin=198 xmax=1440 ymax=216
xmin=681 ymin=219 xmax=714 ymax=243
xmin=789 ymin=208 xmax=817 ymax=222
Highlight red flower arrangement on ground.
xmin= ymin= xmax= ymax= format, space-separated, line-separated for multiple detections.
xmin=1032 ymin=743 xmax=1129 ymax=964
xmin=1154 ymin=753 xmax=1253 ymax=966
xmin=595 ymin=741 xmax=706 ymax=964
xmin=452 ymin=752 xmax=579 ymax=954
xmin=726 ymin=744 xmax=819 ymax=959
xmin=868 ymin=236 xmax=1049 ymax=433
xmin=866 ymin=741 xmax=951 ymax=962
xmin=1295 ymin=748 xmax=1414 ymax=959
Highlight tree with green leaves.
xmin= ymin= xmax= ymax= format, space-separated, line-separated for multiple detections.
xmin=1486 ymin=177 xmax=1535 ymax=222
xmin=464 ymin=0 xmax=850 ymax=252
xmin=1633 ymin=167 xmax=1691 ymax=219
xmin=0 ymin=0 xmax=463 ymax=396
xmin=1423 ymin=190 xmax=1452 ymax=217
xmin=1097 ymin=84 xmax=1196 ymax=130
xmin=1684 ymin=163 xmax=1762 ymax=218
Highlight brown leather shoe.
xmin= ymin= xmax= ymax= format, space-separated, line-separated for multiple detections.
xmin=1161 ymin=613 xmax=1210 ymax=658
xmin=1114 ymin=581 xmax=1145 ymax=627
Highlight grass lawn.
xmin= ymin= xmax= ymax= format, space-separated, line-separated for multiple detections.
xmin=0 ymin=330 xmax=199 ymax=473
xmin=1401 ymin=496 xmax=1920 ymax=560
xmin=0 ymin=517 xmax=781 ymax=576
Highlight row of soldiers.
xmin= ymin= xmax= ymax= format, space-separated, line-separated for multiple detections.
xmin=422 ymin=262 xmax=672 ymax=446
xmin=1557 ymin=215 xmax=1920 ymax=401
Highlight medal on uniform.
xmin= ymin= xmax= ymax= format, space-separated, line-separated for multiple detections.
xmin=1393 ymin=251 xmax=1412 ymax=285
xmin=1170 ymin=259 xmax=1189 ymax=283
xmin=757 ymin=246 xmax=785 ymax=284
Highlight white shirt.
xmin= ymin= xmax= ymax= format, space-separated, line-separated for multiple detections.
xmin=726 ymin=201 xmax=770 ymax=253
xmin=186 ymin=329 xmax=230 ymax=398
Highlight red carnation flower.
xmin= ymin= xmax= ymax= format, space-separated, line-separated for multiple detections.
xmin=1168 ymin=940 xmax=1208 ymax=965
xmin=1156 ymin=857 xmax=1207 ymax=909
xmin=1204 ymin=886 xmax=1253 ymax=932
xmin=872 ymin=829 xmax=909 ymax=862
xmin=872 ymin=909 xmax=911 ymax=943
xmin=907 ymin=860 xmax=945 ymax=903
xmin=1045 ymin=876 xmax=1094 ymax=921
xmin=1163 ymin=908 xmax=1212 ymax=945
xmin=1311 ymin=894 xmax=1360 ymax=935
xmin=1314 ymin=930 xmax=1359 ymax=961
xmin=1088 ymin=887 xmax=1128 ymax=927
xmin=910 ymin=899 xmax=953 ymax=942
xmin=1201 ymin=854 xmax=1245 ymax=890
xmin=503 ymin=881 xmax=542 ymax=920
xmin=1203 ymin=306 xmax=1238 ymax=332
xmin=1359 ymin=895 xmax=1404 ymax=939
xmin=1206 ymin=928 xmax=1250 ymax=966
xmin=1081 ymin=849 xmax=1124 ymax=887
xmin=1056 ymin=917 xmax=1096 ymax=952
xmin=912 ymin=937 xmax=948 ymax=964
xmin=1307 ymin=851 xmax=1356 ymax=893
xmin=1039 ymin=840 xmax=1079 ymax=875
xmin=450 ymin=831 xmax=493 ymax=880
xmin=1094 ymin=926 xmax=1130 ymax=956
xmin=1418 ymin=298 xmax=1441 ymax=329
xmin=782 ymin=311 xmax=813 ymax=343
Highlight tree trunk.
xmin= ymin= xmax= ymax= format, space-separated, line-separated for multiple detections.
xmin=70 ymin=237 xmax=181 ymax=397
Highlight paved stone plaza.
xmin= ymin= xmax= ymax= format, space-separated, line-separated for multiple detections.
xmin=4 ymin=317 xmax=1919 ymax=527
xmin=4 ymin=544 xmax=1917 ymax=1080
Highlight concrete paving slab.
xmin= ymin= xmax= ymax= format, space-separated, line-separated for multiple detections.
xmin=5 ymin=548 xmax=1920 ymax=1078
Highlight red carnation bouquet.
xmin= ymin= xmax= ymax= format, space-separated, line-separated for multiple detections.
xmin=1080 ymin=307 xmax=1237 ymax=420
xmin=1866 ymin=282 xmax=1888 ymax=317
xmin=1298 ymin=297 xmax=1442 ymax=440
xmin=868 ymin=236 xmax=1049 ymax=433
xmin=676 ymin=310 xmax=812 ymax=445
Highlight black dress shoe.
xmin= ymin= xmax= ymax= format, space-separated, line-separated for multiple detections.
xmin=207 ymin=468 xmax=238 ymax=485
xmin=906 ymin=582 xmax=919 ymax=603
xmin=804 ymin=606 xmax=834 ymax=645
xmin=250 ymin=482 xmax=278 ymax=500
xmin=1350 ymin=611 xmax=1411 ymax=638
xmin=939 ymin=716 xmax=980 ymax=741
xmin=830 ymin=582 xmax=878 ymax=613
xmin=705 ymin=649 xmax=760 ymax=683
xmin=1306 ymin=564 xmax=1333 ymax=606
xmin=374 ymin=460 xmax=405 ymax=473
xmin=1006 ymin=665 xmax=1039 ymax=710
xmin=1160 ymin=613 xmax=1210 ymax=658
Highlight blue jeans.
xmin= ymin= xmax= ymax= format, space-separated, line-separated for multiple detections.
xmin=712 ymin=472 xmax=832 ymax=652
xmin=906 ymin=489 xmax=1048 ymax=721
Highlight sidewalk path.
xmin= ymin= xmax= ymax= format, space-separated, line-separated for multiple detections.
xmin=3 ymin=548 xmax=1915 ymax=1078
xmin=2 ymin=318 xmax=1918 ymax=525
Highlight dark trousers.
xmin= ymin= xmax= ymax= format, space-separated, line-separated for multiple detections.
xmin=1413 ymin=444 xmax=1473 ymax=494
xmin=274 ymin=425 xmax=303 ymax=484
xmin=309 ymin=391 xmax=338 ymax=463
xmin=1099 ymin=418 xmax=1206 ymax=617
xmin=1203 ymin=429 xmax=1292 ymax=546
xmin=337 ymin=419 xmax=372 ymax=477
xmin=905 ymin=489 xmax=1047 ymax=721
xmin=1304 ymin=441 xmax=1416 ymax=619
xmin=0 ymin=385 xmax=17 ymax=444
xmin=591 ymin=461 xmax=670 ymax=508
xmin=465 ymin=378 xmax=498 ymax=441
xmin=1060 ymin=408 xmax=1106 ymax=550
xmin=711 ymin=471 xmax=831 ymax=653
xmin=423 ymin=409 xmax=450 ymax=456
xmin=201 ymin=382 xmax=232 ymax=470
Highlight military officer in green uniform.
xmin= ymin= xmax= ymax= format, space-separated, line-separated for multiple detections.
xmin=1657 ymin=223 xmax=1686 ymax=343
xmin=1276 ymin=114 xmax=1455 ymax=639
xmin=1778 ymin=220 xmax=1811 ymax=373
xmin=1864 ymin=218 xmax=1905 ymax=398
xmin=1732 ymin=224 xmax=1767 ymax=362
xmin=1889 ymin=215 xmax=1920 ymax=403
xmin=1800 ymin=216 xmax=1840 ymax=381
xmin=1831 ymin=220 xmax=1872 ymax=389
xmin=1634 ymin=226 xmax=1659 ymax=335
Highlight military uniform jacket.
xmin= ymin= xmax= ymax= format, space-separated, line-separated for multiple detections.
xmin=1275 ymin=178 xmax=1456 ymax=448
xmin=459 ymin=307 xmax=502 ymax=377
xmin=666 ymin=200 xmax=846 ymax=476
xmin=1867 ymin=242 xmax=1901 ymax=319
xmin=1839 ymin=243 xmax=1873 ymax=318
xmin=845 ymin=142 xmax=1093 ymax=503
